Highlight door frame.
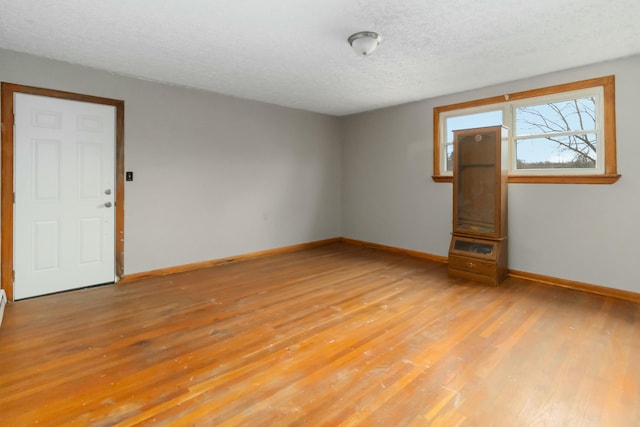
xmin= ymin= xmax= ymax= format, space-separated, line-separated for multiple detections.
xmin=1 ymin=82 xmax=125 ymax=301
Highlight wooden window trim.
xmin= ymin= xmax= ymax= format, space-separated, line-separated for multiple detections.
xmin=432 ymin=76 xmax=620 ymax=184
xmin=1 ymin=82 xmax=125 ymax=302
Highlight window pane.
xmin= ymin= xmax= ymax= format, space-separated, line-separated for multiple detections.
xmin=446 ymin=110 xmax=502 ymax=142
xmin=446 ymin=143 xmax=454 ymax=172
xmin=515 ymin=97 xmax=596 ymax=136
xmin=515 ymin=134 xmax=597 ymax=169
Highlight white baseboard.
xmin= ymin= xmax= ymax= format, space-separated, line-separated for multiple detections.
xmin=0 ymin=289 xmax=6 ymax=327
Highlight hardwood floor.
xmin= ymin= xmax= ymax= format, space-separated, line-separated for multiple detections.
xmin=1 ymin=242 xmax=639 ymax=426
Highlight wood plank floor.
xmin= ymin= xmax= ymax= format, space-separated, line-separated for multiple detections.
xmin=1 ymin=242 xmax=639 ymax=426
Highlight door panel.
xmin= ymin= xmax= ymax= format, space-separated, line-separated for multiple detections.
xmin=33 ymin=221 xmax=60 ymax=271
xmin=33 ymin=139 xmax=61 ymax=200
xmin=79 ymin=217 xmax=102 ymax=264
xmin=14 ymin=93 xmax=116 ymax=299
xmin=78 ymin=143 xmax=102 ymax=199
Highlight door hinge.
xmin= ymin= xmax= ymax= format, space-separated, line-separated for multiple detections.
xmin=12 ymin=270 xmax=15 ymax=282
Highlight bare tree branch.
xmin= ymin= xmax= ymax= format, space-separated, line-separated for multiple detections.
xmin=516 ymin=97 xmax=597 ymax=167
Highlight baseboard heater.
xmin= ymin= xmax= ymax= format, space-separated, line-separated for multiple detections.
xmin=0 ymin=289 xmax=6 ymax=327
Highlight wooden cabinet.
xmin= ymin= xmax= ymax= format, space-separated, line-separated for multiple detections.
xmin=448 ymin=126 xmax=508 ymax=285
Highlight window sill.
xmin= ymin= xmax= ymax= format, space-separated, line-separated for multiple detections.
xmin=432 ymin=174 xmax=621 ymax=184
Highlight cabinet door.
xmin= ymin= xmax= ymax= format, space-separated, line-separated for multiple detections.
xmin=456 ymin=165 xmax=495 ymax=232
xmin=454 ymin=129 xmax=499 ymax=235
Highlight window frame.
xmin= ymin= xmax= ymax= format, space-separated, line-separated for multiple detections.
xmin=432 ymin=75 xmax=619 ymax=184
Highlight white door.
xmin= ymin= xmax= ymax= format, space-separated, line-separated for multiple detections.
xmin=14 ymin=93 xmax=116 ymax=299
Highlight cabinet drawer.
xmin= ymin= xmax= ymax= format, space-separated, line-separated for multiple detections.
xmin=448 ymin=255 xmax=496 ymax=276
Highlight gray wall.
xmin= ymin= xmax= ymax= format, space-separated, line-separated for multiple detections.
xmin=0 ymin=48 xmax=343 ymax=275
xmin=342 ymin=54 xmax=640 ymax=293
xmin=3 ymin=47 xmax=639 ymax=294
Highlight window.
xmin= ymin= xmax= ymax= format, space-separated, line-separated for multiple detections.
xmin=433 ymin=76 xmax=619 ymax=184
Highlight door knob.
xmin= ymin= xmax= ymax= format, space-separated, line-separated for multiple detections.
xmin=104 ymin=189 xmax=112 ymax=195
xmin=104 ymin=202 xmax=113 ymax=208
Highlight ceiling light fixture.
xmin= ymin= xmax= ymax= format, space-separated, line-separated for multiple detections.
xmin=348 ymin=31 xmax=382 ymax=56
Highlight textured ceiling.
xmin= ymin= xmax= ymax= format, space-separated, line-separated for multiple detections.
xmin=1 ymin=0 xmax=639 ymax=116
